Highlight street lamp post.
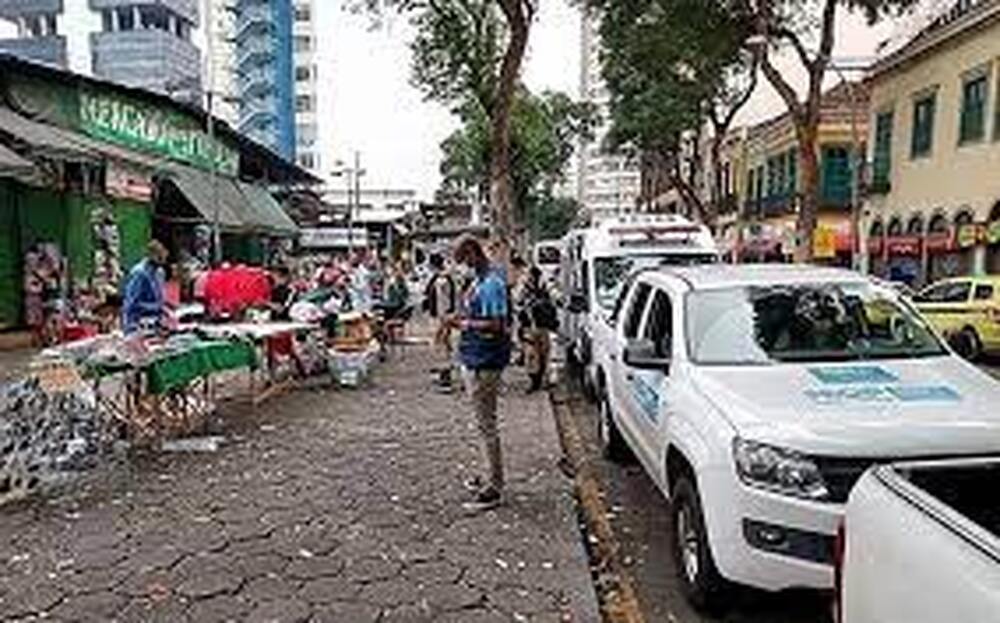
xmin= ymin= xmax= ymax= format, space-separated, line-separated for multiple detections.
xmin=330 ymin=153 xmax=366 ymax=254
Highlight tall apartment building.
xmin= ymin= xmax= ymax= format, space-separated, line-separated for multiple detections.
xmin=205 ymin=0 xmax=239 ymax=126
xmin=577 ymin=11 xmax=641 ymax=222
xmin=0 ymin=0 xmax=202 ymax=104
xmin=235 ymin=0 xmax=295 ymax=161
xmin=291 ymin=0 xmax=320 ymax=174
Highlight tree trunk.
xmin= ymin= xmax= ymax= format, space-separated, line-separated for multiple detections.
xmin=796 ymin=129 xmax=820 ymax=262
xmin=488 ymin=0 xmax=531 ymax=251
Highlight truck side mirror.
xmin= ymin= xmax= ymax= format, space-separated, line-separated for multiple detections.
xmin=624 ymin=339 xmax=670 ymax=372
xmin=568 ymin=291 xmax=589 ymax=314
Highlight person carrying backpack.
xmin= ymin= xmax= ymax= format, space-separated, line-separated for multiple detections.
xmin=519 ymin=266 xmax=558 ymax=393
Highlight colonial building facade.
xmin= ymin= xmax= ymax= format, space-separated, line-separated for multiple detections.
xmin=864 ymin=0 xmax=1000 ymax=284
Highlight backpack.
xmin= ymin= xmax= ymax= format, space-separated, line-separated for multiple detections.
xmin=423 ymin=273 xmax=456 ymax=316
xmin=531 ymin=297 xmax=559 ymax=331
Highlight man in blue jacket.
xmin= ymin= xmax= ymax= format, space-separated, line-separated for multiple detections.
xmin=452 ymin=236 xmax=512 ymax=512
xmin=122 ymin=240 xmax=169 ymax=334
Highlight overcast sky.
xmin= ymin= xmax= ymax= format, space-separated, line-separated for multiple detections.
xmin=320 ymin=1 xmax=934 ymax=200
xmin=1 ymin=0 xmax=944 ymax=200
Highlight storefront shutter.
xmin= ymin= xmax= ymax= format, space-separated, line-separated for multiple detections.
xmin=0 ymin=181 xmax=21 ymax=328
xmin=114 ymin=199 xmax=151 ymax=280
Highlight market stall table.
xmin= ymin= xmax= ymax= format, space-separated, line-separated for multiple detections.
xmin=193 ymin=322 xmax=318 ymax=404
xmin=84 ymin=337 xmax=258 ymax=447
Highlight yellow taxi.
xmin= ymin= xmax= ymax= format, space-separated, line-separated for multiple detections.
xmin=913 ymin=276 xmax=1000 ymax=360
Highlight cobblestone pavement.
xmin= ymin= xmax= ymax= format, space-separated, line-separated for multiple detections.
xmin=0 ymin=346 xmax=600 ymax=622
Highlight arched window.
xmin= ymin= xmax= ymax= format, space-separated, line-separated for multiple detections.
xmin=907 ymin=215 xmax=924 ymax=236
xmin=869 ymin=220 xmax=885 ymax=239
xmin=990 ymin=200 xmax=1000 ymax=223
xmin=887 ymin=217 xmax=904 ymax=237
xmin=928 ymin=213 xmax=949 ymax=234
xmin=955 ymin=210 xmax=974 ymax=226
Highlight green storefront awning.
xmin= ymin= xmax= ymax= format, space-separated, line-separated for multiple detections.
xmin=164 ymin=165 xmax=298 ymax=236
xmin=163 ymin=164 xmax=247 ymax=231
xmin=237 ymin=181 xmax=298 ymax=236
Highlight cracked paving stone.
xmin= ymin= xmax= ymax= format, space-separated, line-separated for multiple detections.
xmin=244 ymin=574 xmax=300 ymax=603
xmin=47 ymin=590 xmax=128 ymax=621
xmin=422 ymin=582 xmax=484 ymax=613
xmin=357 ymin=578 xmax=425 ymax=609
xmin=298 ymin=576 xmax=360 ymax=605
xmin=378 ymin=602 xmax=435 ymax=623
xmin=284 ymin=555 xmax=345 ymax=580
xmin=114 ymin=597 xmax=191 ymax=623
xmin=116 ymin=570 xmax=175 ymax=600
xmin=232 ymin=553 xmax=289 ymax=580
xmin=309 ymin=600 xmax=380 ymax=623
xmin=245 ymin=596 xmax=311 ymax=623
xmin=185 ymin=593 xmax=252 ymax=622
xmin=342 ymin=556 xmax=403 ymax=583
xmin=434 ymin=607 xmax=509 ymax=623
xmin=1 ymin=583 xmax=64 ymax=618
xmin=403 ymin=559 xmax=461 ymax=585
xmin=175 ymin=569 xmax=242 ymax=600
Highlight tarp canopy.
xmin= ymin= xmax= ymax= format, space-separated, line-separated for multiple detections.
xmin=0 ymin=142 xmax=35 ymax=181
xmin=0 ymin=105 xmax=165 ymax=172
xmin=164 ymin=165 xmax=298 ymax=236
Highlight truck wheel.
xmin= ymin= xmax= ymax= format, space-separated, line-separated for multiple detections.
xmin=671 ymin=477 xmax=728 ymax=613
xmin=598 ymin=399 xmax=631 ymax=462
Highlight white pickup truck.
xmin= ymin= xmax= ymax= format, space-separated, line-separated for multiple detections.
xmin=838 ymin=459 xmax=1000 ymax=623
xmin=601 ymin=264 xmax=1000 ymax=611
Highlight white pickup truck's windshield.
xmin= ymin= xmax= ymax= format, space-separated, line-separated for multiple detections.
xmin=687 ymin=283 xmax=948 ymax=364
xmin=594 ymin=253 xmax=717 ymax=311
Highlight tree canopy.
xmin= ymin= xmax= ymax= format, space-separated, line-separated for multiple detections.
xmin=439 ymin=89 xmax=596 ymax=241
xmin=584 ymin=0 xmax=756 ymax=222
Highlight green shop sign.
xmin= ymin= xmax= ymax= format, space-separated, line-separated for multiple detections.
xmin=79 ymin=89 xmax=238 ymax=176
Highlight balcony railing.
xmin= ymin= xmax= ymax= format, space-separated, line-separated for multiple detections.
xmin=0 ymin=35 xmax=66 ymax=68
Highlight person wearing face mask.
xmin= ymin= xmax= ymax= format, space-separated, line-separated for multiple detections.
xmin=450 ymin=236 xmax=512 ymax=512
xmin=122 ymin=240 xmax=170 ymax=334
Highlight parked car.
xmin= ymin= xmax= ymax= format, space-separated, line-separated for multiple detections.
xmin=913 ymin=275 xmax=1000 ymax=360
xmin=837 ymin=459 xmax=1000 ymax=623
xmin=601 ymin=264 xmax=1000 ymax=611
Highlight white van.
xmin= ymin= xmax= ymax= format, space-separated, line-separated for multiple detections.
xmin=532 ymin=239 xmax=563 ymax=292
xmin=560 ymin=215 xmax=717 ymax=397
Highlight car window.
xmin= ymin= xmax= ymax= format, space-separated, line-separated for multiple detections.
xmin=643 ymin=290 xmax=673 ymax=358
xmin=915 ymin=281 xmax=971 ymax=303
xmin=687 ymin=283 xmax=947 ymax=364
xmin=974 ymin=284 xmax=995 ymax=301
xmin=624 ymin=283 xmax=652 ymax=339
xmin=611 ymin=273 xmax=642 ymax=327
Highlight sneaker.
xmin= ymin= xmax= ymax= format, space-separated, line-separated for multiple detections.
xmin=462 ymin=487 xmax=502 ymax=513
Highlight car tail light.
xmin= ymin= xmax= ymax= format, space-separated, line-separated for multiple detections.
xmin=833 ymin=519 xmax=846 ymax=623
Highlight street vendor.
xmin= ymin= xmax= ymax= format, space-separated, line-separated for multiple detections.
xmin=122 ymin=240 xmax=169 ymax=334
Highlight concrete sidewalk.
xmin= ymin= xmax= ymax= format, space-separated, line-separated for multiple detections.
xmin=0 ymin=343 xmax=600 ymax=622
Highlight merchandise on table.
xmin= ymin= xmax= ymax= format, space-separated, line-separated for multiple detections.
xmin=0 ymin=372 xmax=103 ymax=506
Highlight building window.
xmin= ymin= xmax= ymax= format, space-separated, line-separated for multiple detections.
xmin=298 ymin=152 xmax=316 ymax=169
xmin=294 ymin=4 xmax=312 ymax=22
xmin=786 ymin=148 xmax=797 ymax=195
xmin=117 ymin=7 xmax=135 ymax=31
xmin=295 ymin=65 xmax=311 ymax=82
xmin=295 ymin=95 xmax=313 ymax=112
xmin=959 ymin=72 xmax=988 ymax=144
xmin=911 ymin=92 xmax=936 ymax=158
xmin=872 ymin=110 xmax=893 ymax=192
xmin=821 ymin=146 xmax=851 ymax=205
xmin=102 ymin=9 xmax=113 ymax=32
xmin=140 ymin=6 xmax=169 ymax=31
xmin=294 ymin=35 xmax=311 ymax=53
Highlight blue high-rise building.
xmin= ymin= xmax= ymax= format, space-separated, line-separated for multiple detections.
xmin=235 ymin=0 xmax=295 ymax=162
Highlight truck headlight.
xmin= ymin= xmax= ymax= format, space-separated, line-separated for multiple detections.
xmin=732 ymin=438 xmax=829 ymax=501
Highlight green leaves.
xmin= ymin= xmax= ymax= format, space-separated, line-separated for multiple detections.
xmin=439 ymin=90 xmax=596 ymax=233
